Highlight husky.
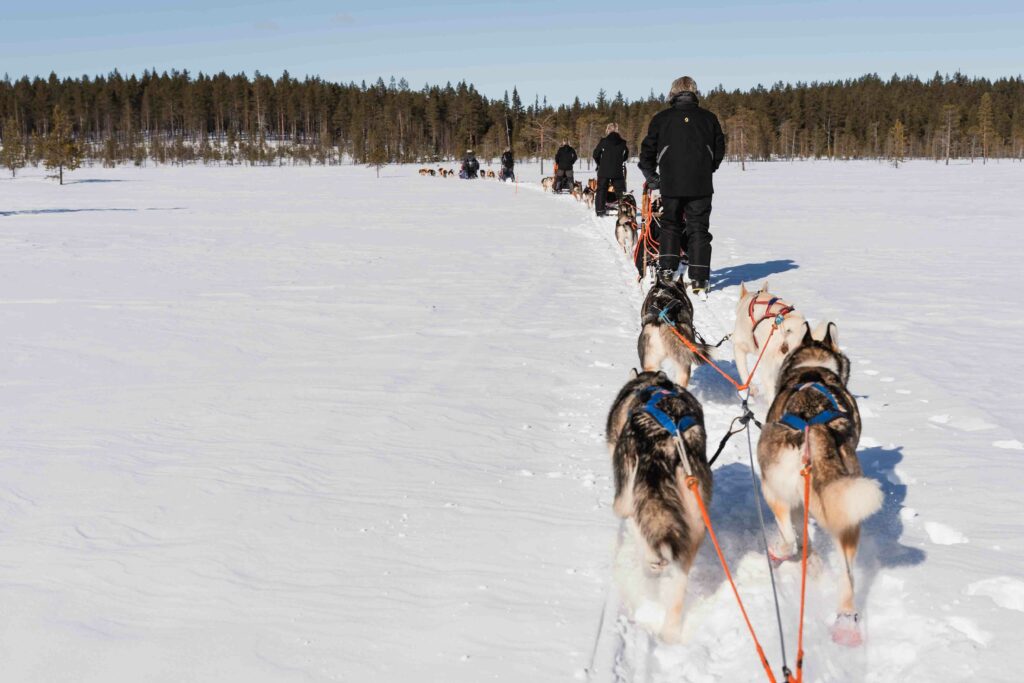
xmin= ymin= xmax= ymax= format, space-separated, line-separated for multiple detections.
xmin=757 ymin=322 xmax=883 ymax=646
xmin=582 ymin=186 xmax=595 ymax=208
xmin=486 ymin=169 xmax=496 ymax=178
xmin=541 ymin=176 xmax=555 ymax=191
xmin=570 ymin=180 xmax=584 ymax=202
xmin=615 ymin=212 xmax=638 ymax=255
xmin=732 ymin=282 xmax=807 ymax=403
xmin=638 ymin=276 xmax=708 ymax=387
xmin=606 ymin=370 xmax=712 ymax=642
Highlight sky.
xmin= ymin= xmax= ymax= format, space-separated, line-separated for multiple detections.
xmin=3 ymin=0 xmax=1023 ymax=105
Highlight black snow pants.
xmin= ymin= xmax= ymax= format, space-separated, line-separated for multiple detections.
xmin=595 ymin=176 xmax=625 ymax=215
xmin=554 ymin=168 xmax=574 ymax=191
xmin=659 ymin=195 xmax=712 ymax=280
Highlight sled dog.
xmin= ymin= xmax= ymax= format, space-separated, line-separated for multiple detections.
xmin=732 ymin=282 xmax=807 ymax=403
xmin=638 ymin=276 xmax=708 ymax=387
xmin=582 ymin=186 xmax=595 ymax=208
xmin=757 ymin=322 xmax=882 ymax=646
xmin=605 ymin=370 xmax=711 ymax=643
xmin=541 ymin=176 xmax=555 ymax=191
xmin=615 ymin=212 xmax=638 ymax=255
xmin=571 ymin=181 xmax=584 ymax=201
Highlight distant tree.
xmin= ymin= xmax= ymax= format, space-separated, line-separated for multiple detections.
xmin=366 ymin=129 xmax=387 ymax=177
xmin=889 ymin=119 xmax=906 ymax=167
xmin=43 ymin=105 xmax=83 ymax=184
xmin=942 ymin=104 xmax=958 ymax=166
xmin=1 ymin=116 xmax=26 ymax=177
xmin=978 ymin=92 xmax=994 ymax=165
xmin=528 ymin=113 xmax=555 ymax=174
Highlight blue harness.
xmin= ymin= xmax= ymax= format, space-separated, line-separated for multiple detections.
xmin=779 ymin=382 xmax=846 ymax=431
xmin=633 ymin=386 xmax=697 ymax=436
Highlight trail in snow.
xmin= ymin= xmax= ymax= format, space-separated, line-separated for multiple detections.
xmin=1 ymin=161 xmax=1021 ymax=681
xmin=517 ymin=161 xmax=1024 ymax=683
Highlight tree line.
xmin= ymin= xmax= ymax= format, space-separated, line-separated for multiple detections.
xmin=1 ymin=69 xmax=1022 ymax=177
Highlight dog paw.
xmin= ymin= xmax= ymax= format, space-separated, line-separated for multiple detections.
xmin=830 ymin=612 xmax=863 ymax=647
xmin=647 ymin=558 xmax=669 ymax=575
xmin=659 ymin=622 xmax=684 ymax=644
xmin=767 ymin=540 xmax=796 ymax=564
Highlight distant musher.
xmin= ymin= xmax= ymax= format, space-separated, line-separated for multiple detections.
xmin=460 ymin=149 xmax=480 ymax=179
xmin=593 ymin=123 xmax=629 ymax=216
xmin=500 ymin=147 xmax=515 ymax=182
xmin=638 ymin=76 xmax=725 ymax=294
xmin=553 ymin=140 xmax=578 ymax=192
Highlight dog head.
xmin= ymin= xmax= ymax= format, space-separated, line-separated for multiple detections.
xmin=784 ymin=322 xmax=850 ymax=384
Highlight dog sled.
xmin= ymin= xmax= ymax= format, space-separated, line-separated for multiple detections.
xmin=633 ymin=184 xmax=687 ymax=281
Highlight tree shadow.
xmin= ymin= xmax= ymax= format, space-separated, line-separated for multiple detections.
xmin=65 ymin=178 xmax=130 ymax=184
xmin=1 ymin=207 xmax=184 ymax=217
xmin=711 ymin=259 xmax=799 ymax=290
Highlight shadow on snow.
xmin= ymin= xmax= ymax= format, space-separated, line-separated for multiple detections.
xmin=712 ymin=259 xmax=799 ymax=290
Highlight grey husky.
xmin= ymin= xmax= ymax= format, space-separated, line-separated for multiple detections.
xmin=606 ymin=370 xmax=712 ymax=642
xmin=757 ymin=322 xmax=882 ymax=646
xmin=637 ymin=276 xmax=709 ymax=387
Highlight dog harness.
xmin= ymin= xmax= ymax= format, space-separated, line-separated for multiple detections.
xmin=748 ymin=295 xmax=795 ymax=348
xmin=632 ymin=386 xmax=697 ymax=437
xmin=779 ymin=382 xmax=846 ymax=431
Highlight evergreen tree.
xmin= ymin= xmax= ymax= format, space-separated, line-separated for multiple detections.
xmin=889 ymin=119 xmax=906 ymax=167
xmin=1 ymin=116 xmax=26 ymax=177
xmin=978 ymin=92 xmax=994 ymax=164
xmin=43 ymin=105 xmax=83 ymax=184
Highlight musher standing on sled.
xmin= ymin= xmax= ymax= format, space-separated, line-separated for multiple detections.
xmin=639 ymin=76 xmax=725 ymax=293
xmin=500 ymin=147 xmax=515 ymax=181
xmin=460 ymin=149 xmax=480 ymax=178
xmin=553 ymin=140 xmax=577 ymax=192
xmin=593 ymin=123 xmax=629 ymax=216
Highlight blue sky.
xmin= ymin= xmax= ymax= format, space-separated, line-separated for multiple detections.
xmin=4 ymin=0 xmax=1022 ymax=105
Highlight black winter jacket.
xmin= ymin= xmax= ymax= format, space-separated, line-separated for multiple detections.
xmin=501 ymin=151 xmax=514 ymax=168
xmin=592 ymin=132 xmax=629 ymax=179
xmin=638 ymin=92 xmax=725 ymax=196
xmin=554 ymin=144 xmax=578 ymax=170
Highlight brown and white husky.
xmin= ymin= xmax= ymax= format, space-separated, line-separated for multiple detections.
xmin=757 ymin=322 xmax=882 ymax=646
xmin=606 ymin=370 xmax=712 ymax=643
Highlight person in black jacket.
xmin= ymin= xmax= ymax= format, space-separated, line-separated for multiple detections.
xmin=638 ymin=76 xmax=725 ymax=292
xmin=500 ymin=147 xmax=515 ymax=181
xmin=460 ymin=149 xmax=480 ymax=179
xmin=553 ymin=140 xmax=578 ymax=192
xmin=592 ymin=123 xmax=629 ymax=216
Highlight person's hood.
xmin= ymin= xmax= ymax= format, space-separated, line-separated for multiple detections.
xmin=604 ymin=131 xmax=625 ymax=143
xmin=670 ymin=91 xmax=699 ymax=108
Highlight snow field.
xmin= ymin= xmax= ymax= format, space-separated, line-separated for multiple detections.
xmin=1 ymin=158 xmax=1023 ymax=681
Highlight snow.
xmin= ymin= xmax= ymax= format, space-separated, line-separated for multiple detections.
xmin=1 ymin=158 xmax=1023 ymax=681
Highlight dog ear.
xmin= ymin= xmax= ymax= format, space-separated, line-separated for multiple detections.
xmin=760 ymin=281 xmax=769 ymax=293
xmin=629 ymin=367 xmax=639 ymax=379
xmin=739 ymin=282 xmax=748 ymax=298
xmin=801 ymin=322 xmax=814 ymax=346
xmin=823 ymin=322 xmax=840 ymax=350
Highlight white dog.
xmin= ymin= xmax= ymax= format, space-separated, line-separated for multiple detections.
xmin=732 ymin=282 xmax=807 ymax=402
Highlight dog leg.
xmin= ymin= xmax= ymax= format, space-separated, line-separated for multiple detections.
xmin=837 ymin=525 xmax=860 ymax=614
xmin=638 ymin=326 xmax=664 ymax=374
xmin=765 ymin=495 xmax=798 ymax=561
xmin=659 ymin=563 xmax=690 ymax=644
xmin=675 ymin=360 xmax=691 ymax=388
xmin=613 ymin=462 xmax=637 ymax=518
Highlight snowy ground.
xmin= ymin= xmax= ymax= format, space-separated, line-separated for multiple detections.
xmin=0 ymin=159 xmax=1022 ymax=681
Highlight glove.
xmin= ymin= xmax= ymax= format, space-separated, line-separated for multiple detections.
xmin=645 ymin=174 xmax=660 ymax=191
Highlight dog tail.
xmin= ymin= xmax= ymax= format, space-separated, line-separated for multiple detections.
xmin=819 ymin=476 xmax=883 ymax=533
xmin=636 ymin=471 xmax=691 ymax=567
xmin=809 ymin=428 xmax=883 ymax=532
